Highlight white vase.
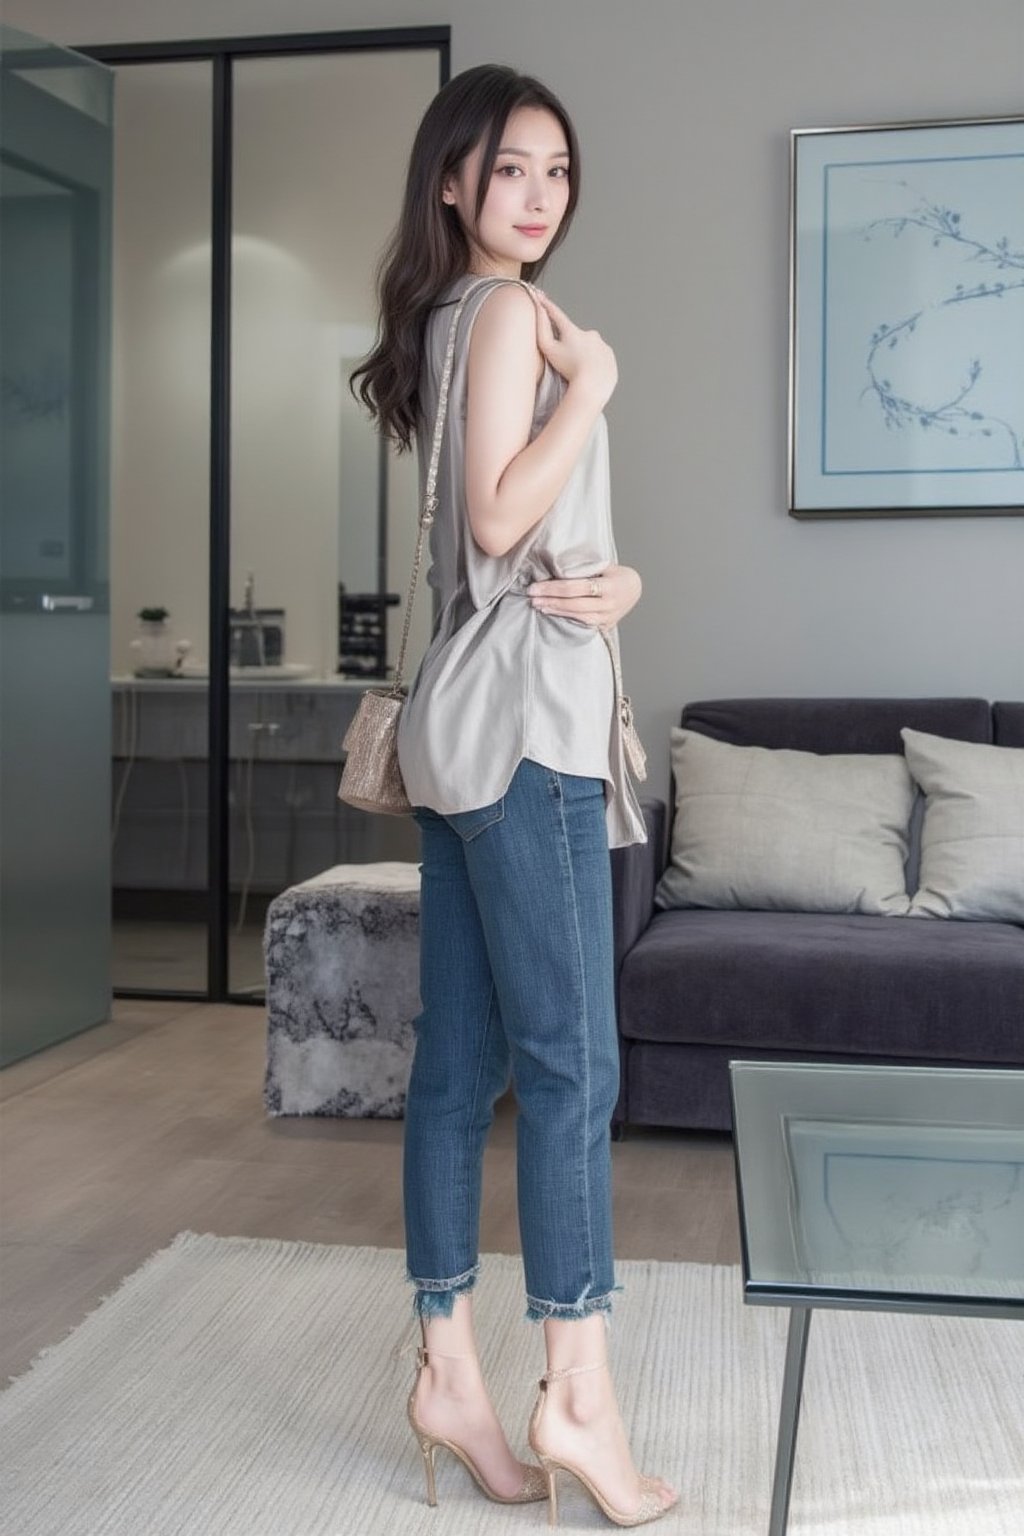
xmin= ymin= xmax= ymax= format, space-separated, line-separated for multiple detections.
xmin=131 ymin=618 xmax=174 ymax=676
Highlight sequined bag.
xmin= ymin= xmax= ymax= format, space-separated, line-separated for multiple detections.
xmin=337 ymin=279 xmax=487 ymax=815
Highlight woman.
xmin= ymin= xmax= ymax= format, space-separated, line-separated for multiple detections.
xmin=351 ymin=63 xmax=679 ymax=1528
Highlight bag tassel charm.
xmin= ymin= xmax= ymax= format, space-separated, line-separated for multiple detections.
xmin=619 ymin=691 xmax=648 ymax=782
xmin=601 ymin=627 xmax=648 ymax=782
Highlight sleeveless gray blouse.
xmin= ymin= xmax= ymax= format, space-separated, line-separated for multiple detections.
xmin=396 ymin=272 xmax=648 ymax=850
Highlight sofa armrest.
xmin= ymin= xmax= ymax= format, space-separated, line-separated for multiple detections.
xmin=611 ymin=796 xmax=667 ymax=977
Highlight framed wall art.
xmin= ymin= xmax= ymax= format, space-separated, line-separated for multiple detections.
xmin=789 ymin=114 xmax=1024 ymax=518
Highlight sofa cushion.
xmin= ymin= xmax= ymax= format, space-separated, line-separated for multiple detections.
xmin=901 ymin=728 xmax=1024 ymax=923
xmin=654 ymin=729 xmax=917 ymax=917
xmin=618 ymin=908 xmax=1024 ymax=1061
xmin=674 ymin=697 xmax=992 ymax=893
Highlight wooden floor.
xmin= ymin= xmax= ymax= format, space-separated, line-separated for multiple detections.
xmin=0 ymin=1000 xmax=740 ymax=1384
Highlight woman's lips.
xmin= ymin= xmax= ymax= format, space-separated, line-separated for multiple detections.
xmin=516 ymin=226 xmax=548 ymax=236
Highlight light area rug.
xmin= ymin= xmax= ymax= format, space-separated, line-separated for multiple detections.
xmin=1 ymin=1232 xmax=1021 ymax=1536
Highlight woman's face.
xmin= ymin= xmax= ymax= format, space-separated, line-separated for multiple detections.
xmin=443 ymin=105 xmax=571 ymax=278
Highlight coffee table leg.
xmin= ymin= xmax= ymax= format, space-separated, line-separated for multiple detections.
xmin=768 ymin=1305 xmax=812 ymax=1536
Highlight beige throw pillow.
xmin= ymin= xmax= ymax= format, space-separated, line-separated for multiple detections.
xmin=900 ymin=728 xmax=1024 ymax=922
xmin=653 ymin=729 xmax=917 ymax=916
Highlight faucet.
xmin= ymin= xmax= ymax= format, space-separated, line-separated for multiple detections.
xmin=233 ymin=571 xmax=267 ymax=665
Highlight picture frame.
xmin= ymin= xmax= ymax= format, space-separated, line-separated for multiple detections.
xmin=788 ymin=114 xmax=1024 ymax=519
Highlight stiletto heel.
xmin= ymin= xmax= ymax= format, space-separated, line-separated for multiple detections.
xmin=527 ymin=1359 xmax=680 ymax=1528
xmin=418 ymin=1435 xmax=438 ymax=1506
xmin=543 ymin=1461 xmax=559 ymax=1526
xmin=396 ymin=1316 xmax=547 ymax=1507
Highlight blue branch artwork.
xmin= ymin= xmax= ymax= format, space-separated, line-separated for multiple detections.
xmin=857 ymin=182 xmax=1024 ymax=469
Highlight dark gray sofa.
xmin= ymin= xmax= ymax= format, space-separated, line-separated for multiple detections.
xmin=609 ymin=697 xmax=1024 ymax=1135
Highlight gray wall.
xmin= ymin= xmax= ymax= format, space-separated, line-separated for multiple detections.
xmin=11 ymin=0 xmax=1024 ymax=814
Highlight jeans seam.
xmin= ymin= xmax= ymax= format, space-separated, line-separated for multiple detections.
xmin=552 ymin=769 xmax=595 ymax=1297
xmin=464 ymin=978 xmax=498 ymax=1252
xmin=467 ymin=979 xmax=497 ymax=1128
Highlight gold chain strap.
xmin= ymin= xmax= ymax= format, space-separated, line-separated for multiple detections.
xmin=388 ymin=275 xmax=503 ymax=698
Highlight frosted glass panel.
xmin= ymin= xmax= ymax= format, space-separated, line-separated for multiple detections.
xmin=0 ymin=25 xmax=114 ymax=1064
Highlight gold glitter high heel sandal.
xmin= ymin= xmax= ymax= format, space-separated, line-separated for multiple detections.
xmin=392 ymin=1315 xmax=548 ymax=1507
xmin=527 ymin=1359 xmax=680 ymax=1527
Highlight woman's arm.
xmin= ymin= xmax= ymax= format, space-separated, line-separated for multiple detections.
xmin=463 ymin=285 xmax=611 ymax=560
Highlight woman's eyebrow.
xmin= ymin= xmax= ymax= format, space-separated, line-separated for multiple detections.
xmin=496 ymin=146 xmax=570 ymax=158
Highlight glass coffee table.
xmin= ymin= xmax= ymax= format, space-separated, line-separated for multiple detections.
xmin=728 ymin=1061 xmax=1024 ymax=1536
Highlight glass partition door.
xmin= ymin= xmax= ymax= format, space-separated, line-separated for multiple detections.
xmin=106 ymin=59 xmax=212 ymax=993
xmin=71 ymin=29 xmax=446 ymax=1003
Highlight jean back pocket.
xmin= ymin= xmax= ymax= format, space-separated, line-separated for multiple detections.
xmin=444 ymin=796 xmax=506 ymax=843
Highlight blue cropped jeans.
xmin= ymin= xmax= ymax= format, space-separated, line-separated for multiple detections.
xmin=403 ymin=755 xmax=624 ymax=1329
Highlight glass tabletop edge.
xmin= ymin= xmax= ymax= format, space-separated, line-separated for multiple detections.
xmin=741 ymin=1281 xmax=1024 ymax=1320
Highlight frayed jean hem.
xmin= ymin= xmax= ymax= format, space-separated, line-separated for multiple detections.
xmin=523 ymin=1280 xmax=625 ymax=1328
xmin=405 ymin=1260 xmax=481 ymax=1320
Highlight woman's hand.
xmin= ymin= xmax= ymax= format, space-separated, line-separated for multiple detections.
xmin=532 ymin=290 xmax=618 ymax=408
xmin=527 ymin=564 xmax=642 ymax=630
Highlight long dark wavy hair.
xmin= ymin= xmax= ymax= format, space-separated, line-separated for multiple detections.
xmin=348 ymin=63 xmax=581 ymax=453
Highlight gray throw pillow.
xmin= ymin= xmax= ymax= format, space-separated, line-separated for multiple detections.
xmin=653 ymin=729 xmax=917 ymax=916
xmin=900 ymin=728 xmax=1024 ymax=922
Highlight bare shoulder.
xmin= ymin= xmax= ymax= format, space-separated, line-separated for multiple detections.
xmin=468 ymin=281 xmax=543 ymax=380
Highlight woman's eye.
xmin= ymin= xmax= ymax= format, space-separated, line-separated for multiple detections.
xmin=496 ymin=164 xmax=569 ymax=178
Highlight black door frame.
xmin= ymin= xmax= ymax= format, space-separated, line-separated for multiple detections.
xmin=77 ymin=27 xmax=450 ymax=1003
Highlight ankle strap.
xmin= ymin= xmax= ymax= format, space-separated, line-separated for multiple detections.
xmin=541 ymin=1359 xmax=609 ymax=1383
xmin=416 ymin=1345 xmax=475 ymax=1364
xmin=388 ymin=1312 xmax=609 ymax=1383
xmin=390 ymin=1315 xmax=477 ymax=1365
xmin=389 ymin=1309 xmax=483 ymax=1365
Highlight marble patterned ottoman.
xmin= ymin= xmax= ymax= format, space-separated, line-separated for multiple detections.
xmin=263 ymin=861 xmax=421 ymax=1118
